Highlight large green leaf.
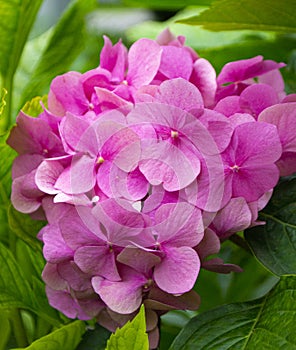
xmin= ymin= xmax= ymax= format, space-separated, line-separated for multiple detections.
xmin=12 ymin=321 xmax=86 ymax=350
xmin=8 ymin=205 xmax=44 ymax=251
xmin=117 ymin=0 xmax=213 ymax=9
xmin=106 ymin=305 xmax=149 ymax=350
xmin=18 ymin=0 xmax=97 ymax=109
xmin=0 ymin=242 xmax=60 ymax=326
xmin=76 ymin=323 xmax=111 ymax=350
xmin=0 ymin=133 xmax=16 ymax=244
xmin=0 ymin=0 xmax=42 ymax=78
xmin=178 ymin=0 xmax=296 ymax=32
xmin=170 ymin=276 xmax=296 ymax=349
xmin=245 ymin=177 xmax=296 ymax=276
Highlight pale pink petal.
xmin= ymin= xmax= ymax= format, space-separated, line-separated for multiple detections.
xmin=48 ymin=72 xmax=88 ymax=116
xmin=92 ymin=268 xmax=147 ymax=314
xmin=214 ymin=96 xmax=242 ymax=117
xmin=46 ymin=287 xmax=92 ymax=320
xmin=11 ymin=174 xmax=43 ymax=213
xmin=95 ymin=87 xmax=133 ymax=112
xmin=35 ymin=160 xmax=64 ymax=194
xmin=42 ymin=224 xmax=74 ymax=263
xmin=127 ymin=39 xmax=162 ymax=88
xmin=211 ymin=197 xmax=252 ymax=239
xmin=190 ymin=58 xmax=217 ymax=107
xmin=239 ymin=83 xmax=279 ymax=118
xmin=75 ymin=246 xmax=121 ymax=281
xmin=155 ymin=78 xmax=204 ymax=113
xmin=100 ymin=36 xmax=127 ymax=82
xmin=154 ymin=246 xmax=200 ymax=294
xmin=153 ymin=202 xmax=204 ymax=247
xmin=117 ymin=248 xmax=161 ymax=275
xmin=139 ymin=141 xmax=199 ymax=191
xmin=159 ymin=46 xmax=193 ymax=80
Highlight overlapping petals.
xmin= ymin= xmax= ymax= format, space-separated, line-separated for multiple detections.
xmin=7 ymin=29 xmax=295 ymax=349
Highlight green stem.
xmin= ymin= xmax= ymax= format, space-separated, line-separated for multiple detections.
xmin=9 ymin=309 xmax=29 ymax=348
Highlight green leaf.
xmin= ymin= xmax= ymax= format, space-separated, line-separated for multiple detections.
xmin=0 ymin=133 xmax=16 ymax=244
xmin=118 ymin=0 xmax=213 ymax=9
xmin=21 ymin=95 xmax=48 ymax=117
xmin=0 ymin=242 xmax=60 ymax=326
xmin=106 ymin=305 xmax=149 ymax=350
xmin=76 ymin=323 xmax=111 ymax=350
xmin=18 ymin=0 xmax=97 ymax=109
xmin=170 ymin=276 xmax=296 ymax=349
xmin=178 ymin=0 xmax=296 ymax=32
xmin=0 ymin=311 xmax=11 ymax=350
xmin=8 ymin=205 xmax=44 ymax=251
xmin=245 ymin=177 xmax=296 ymax=276
xmin=0 ymin=0 xmax=43 ymax=78
xmin=195 ymin=241 xmax=278 ymax=312
xmin=12 ymin=321 xmax=86 ymax=350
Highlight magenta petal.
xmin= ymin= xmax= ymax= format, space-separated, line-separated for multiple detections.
xmin=217 ymin=56 xmax=263 ymax=85
xmin=95 ymin=87 xmax=133 ymax=111
xmin=211 ymin=197 xmax=252 ymax=239
xmin=153 ymin=202 xmax=204 ymax=247
xmin=239 ymin=83 xmax=279 ymax=117
xmin=46 ymin=287 xmax=92 ymax=320
xmin=127 ymin=38 xmax=162 ymax=88
xmin=11 ymin=174 xmax=43 ymax=213
xmin=195 ymin=228 xmax=221 ymax=261
xmin=35 ymin=160 xmax=64 ymax=194
xmin=92 ymin=268 xmax=146 ymax=314
xmin=42 ymin=224 xmax=74 ymax=263
xmin=60 ymin=214 xmax=102 ymax=250
xmin=159 ymin=46 xmax=193 ymax=80
xmin=12 ymin=154 xmax=44 ymax=179
xmin=48 ymin=72 xmax=88 ymax=116
xmin=140 ymin=142 xmax=199 ymax=191
xmin=190 ymin=58 xmax=217 ymax=107
xmin=259 ymin=102 xmax=296 ymax=153
xmin=100 ymin=36 xmax=127 ymax=82
xmin=214 ymin=96 xmax=242 ymax=117
xmin=102 ymin=165 xmax=149 ymax=201
xmin=68 ymin=154 xmax=96 ymax=193
xmin=117 ymin=248 xmax=161 ymax=275
xmin=42 ymin=263 xmax=67 ymax=290
xmin=155 ymin=78 xmax=204 ymax=113
xmin=75 ymin=246 xmax=121 ymax=281
xmin=154 ymin=246 xmax=200 ymax=294
xmin=232 ymin=164 xmax=280 ymax=202
xmin=59 ymin=113 xmax=95 ymax=154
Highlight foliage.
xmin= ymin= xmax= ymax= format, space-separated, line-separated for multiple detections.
xmin=0 ymin=0 xmax=295 ymax=349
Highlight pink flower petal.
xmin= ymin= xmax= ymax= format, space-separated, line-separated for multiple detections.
xmin=127 ymin=38 xmax=162 ymax=88
xmin=75 ymin=246 xmax=121 ymax=281
xmin=159 ymin=46 xmax=193 ymax=80
xmin=239 ymin=83 xmax=279 ymax=118
xmin=92 ymin=268 xmax=147 ymax=314
xmin=154 ymin=246 xmax=200 ymax=294
xmin=190 ymin=58 xmax=217 ymax=107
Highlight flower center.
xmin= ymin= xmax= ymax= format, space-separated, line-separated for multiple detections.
xmin=171 ymin=130 xmax=179 ymax=138
xmin=230 ymin=164 xmax=240 ymax=173
xmin=97 ymin=156 xmax=104 ymax=164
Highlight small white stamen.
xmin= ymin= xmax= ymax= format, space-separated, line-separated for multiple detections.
xmin=230 ymin=165 xmax=240 ymax=173
xmin=171 ymin=130 xmax=179 ymax=138
xmin=132 ymin=201 xmax=142 ymax=212
xmin=91 ymin=195 xmax=100 ymax=204
xmin=97 ymin=156 xmax=104 ymax=164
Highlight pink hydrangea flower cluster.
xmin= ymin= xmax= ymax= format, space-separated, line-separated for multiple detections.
xmin=7 ymin=29 xmax=296 ymax=347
